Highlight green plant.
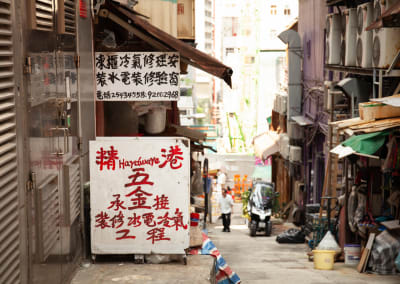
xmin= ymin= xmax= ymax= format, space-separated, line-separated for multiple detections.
xmin=241 ymin=189 xmax=251 ymax=219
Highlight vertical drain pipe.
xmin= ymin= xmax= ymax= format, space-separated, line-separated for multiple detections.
xmin=278 ymin=29 xmax=303 ymax=209
xmin=278 ymin=30 xmax=302 ymax=124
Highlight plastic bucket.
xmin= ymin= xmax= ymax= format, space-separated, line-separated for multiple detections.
xmin=313 ymin=250 xmax=336 ymax=270
xmin=190 ymin=213 xmax=200 ymax=227
xmin=344 ymin=244 xmax=361 ymax=266
xmin=145 ymin=107 xmax=166 ymax=134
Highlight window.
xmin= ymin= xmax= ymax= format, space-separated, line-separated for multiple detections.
xmin=223 ymin=17 xmax=239 ymax=37
xmin=225 ymin=48 xmax=235 ymax=56
xmin=244 ymin=56 xmax=255 ymax=64
xmin=270 ymin=5 xmax=277 ymax=15
xmin=284 ymin=8 xmax=291 ymax=16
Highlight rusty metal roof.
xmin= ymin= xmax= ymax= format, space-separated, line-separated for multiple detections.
xmin=102 ymin=1 xmax=233 ymax=87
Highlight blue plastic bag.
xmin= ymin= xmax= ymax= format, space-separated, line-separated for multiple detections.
xmin=396 ymin=251 xmax=400 ymax=272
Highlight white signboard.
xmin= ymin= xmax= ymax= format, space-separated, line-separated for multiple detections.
xmin=95 ymin=52 xmax=180 ymax=101
xmin=89 ymin=137 xmax=190 ymax=254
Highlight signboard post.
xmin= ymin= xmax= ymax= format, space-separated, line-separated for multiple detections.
xmin=89 ymin=137 xmax=190 ymax=255
xmin=95 ymin=51 xmax=180 ymax=101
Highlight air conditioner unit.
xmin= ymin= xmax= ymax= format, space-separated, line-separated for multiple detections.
xmin=287 ymin=121 xmax=304 ymax=140
xmin=279 ymin=134 xmax=290 ymax=159
xmin=356 ymin=2 xmax=373 ymax=67
xmin=273 ymin=94 xmax=280 ymax=113
xmin=177 ymin=0 xmax=195 ymax=40
xmin=280 ymin=94 xmax=287 ymax=115
xmin=289 ymin=146 xmax=302 ymax=163
xmin=325 ymin=13 xmax=342 ymax=65
xmin=344 ymin=8 xmax=357 ymax=66
xmin=373 ymin=0 xmax=398 ymax=22
xmin=372 ymin=27 xmax=400 ymax=68
xmin=340 ymin=15 xmax=346 ymax=65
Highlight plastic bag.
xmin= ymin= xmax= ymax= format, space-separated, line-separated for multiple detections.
xmin=190 ymin=162 xmax=203 ymax=195
xmin=145 ymin=254 xmax=182 ymax=264
xmin=276 ymin=228 xmax=305 ymax=244
xmin=395 ymin=252 xmax=400 ymax=272
xmin=317 ymin=231 xmax=341 ymax=253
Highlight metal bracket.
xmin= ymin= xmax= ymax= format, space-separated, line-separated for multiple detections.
xmin=78 ymin=136 xmax=83 ymax=151
xmin=74 ymin=55 xmax=80 ymax=69
xmin=92 ymin=0 xmax=106 ymax=17
xmin=386 ymin=49 xmax=400 ymax=75
xmin=26 ymin=172 xmax=37 ymax=192
xmin=24 ymin=56 xmax=32 ymax=74
xmin=26 ymin=180 xmax=33 ymax=192
xmin=49 ymin=127 xmax=70 ymax=156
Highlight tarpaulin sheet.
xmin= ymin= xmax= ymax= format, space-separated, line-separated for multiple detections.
xmin=189 ymin=232 xmax=241 ymax=284
xmin=253 ymin=131 xmax=279 ymax=160
xmin=342 ymin=131 xmax=390 ymax=156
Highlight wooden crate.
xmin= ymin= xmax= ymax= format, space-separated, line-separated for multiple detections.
xmin=359 ymin=102 xmax=400 ymax=121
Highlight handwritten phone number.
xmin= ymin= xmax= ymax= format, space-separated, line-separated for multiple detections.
xmin=96 ymin=91 xmax=179 ymax=100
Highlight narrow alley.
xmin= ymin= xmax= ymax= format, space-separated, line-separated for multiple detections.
xmin=208 ymin=204 xmax=400 ymax=284
xmin=3 ymin=0 xmax=400 ymax=283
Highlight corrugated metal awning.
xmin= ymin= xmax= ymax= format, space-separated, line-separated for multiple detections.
xmin=99 ymin=0 xmax=233 ymax=87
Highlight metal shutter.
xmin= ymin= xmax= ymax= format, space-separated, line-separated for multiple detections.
xmin=0 ymin=0 xmax=20 ymax=283
xmin=63 ymin=155 xmax=81 ymax=225
xmin=27 ymin=0 xmax=54 ymax=31
xmin=58 ymin=0 xmax=76 ymax=35
xmin=35 ymin=174 xmax=60 ymax=262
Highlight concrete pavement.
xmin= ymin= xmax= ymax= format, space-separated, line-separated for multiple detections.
xmin=71 ymin=254 xmax=214 ymax=284
xmin=208 ymin=203 xmax=400 ymax=284
xmin=70 ymin=202 xmax=400 ymax=284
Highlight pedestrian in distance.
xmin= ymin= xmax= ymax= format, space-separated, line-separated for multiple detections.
xmin=219 ymin=188 xmax=234 ymax=232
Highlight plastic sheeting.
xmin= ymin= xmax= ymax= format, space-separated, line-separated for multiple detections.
xmin=342 ymin=131 xmax=390 ymax=156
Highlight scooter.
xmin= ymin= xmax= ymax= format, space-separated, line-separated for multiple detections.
xmin=247 ymin=181 xmax=276 ymax=236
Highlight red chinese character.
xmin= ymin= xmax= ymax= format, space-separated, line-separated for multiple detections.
xmin=146 ymin=228 xmax=171 ymax=244
xmin=127 ymin=188 xmax=152 ymax=210
xmin=96 ymin=146 xmax=119 ymax=171
xmin=142 ymin=212 xmax=156 ymax=227
xmin=125 ymin=168 xmax=154 ymax=188
xmin=107 ymin=194 xmax=127 ymax=211
xmin=115 ymin=229 xmax=136 ymax=240
xmin=152 ymin=194 xmax=170 ymax=210
xmin=170 ymin=208 xmax=188 ymax=231
xmin=110 ymin=211 xmax=124 ymax=229
xmin=127 ymin=213 xmax=142 ymax=227
xmin=95 ymin=211 xmax=110 ymax=229
xmin=159 ymin=146 xmax=183 ymax=169
xmin=157 ymin=212 xmax=172 ymax=227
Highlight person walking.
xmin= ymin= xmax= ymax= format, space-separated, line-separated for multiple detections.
xmin=219 ymin=188 xmax=234 ymax=232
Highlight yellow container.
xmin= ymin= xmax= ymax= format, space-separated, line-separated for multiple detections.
xmin=313 ymin=250 xmax=336 ymax=270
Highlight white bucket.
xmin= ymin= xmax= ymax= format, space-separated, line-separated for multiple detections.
xmin=344 ymin=244 xmax=361 ymax=265
xmin=145 ymin=107 xmax=166 ymax=134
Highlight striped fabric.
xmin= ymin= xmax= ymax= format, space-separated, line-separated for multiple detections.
xmin=190 ymin=232 xmax=241 ymax=284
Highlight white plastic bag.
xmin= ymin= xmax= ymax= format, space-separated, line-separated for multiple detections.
xmin=317 ymin=231 xmax=341 ymax=253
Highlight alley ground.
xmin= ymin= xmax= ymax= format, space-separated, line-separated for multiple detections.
xmin=208 ymin=203 xmax=400 ymax=284
xmin=72 ymin=203 xmax=400 ymax=284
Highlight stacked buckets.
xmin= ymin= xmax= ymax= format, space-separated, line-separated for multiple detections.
xmin=344 ymin=244 xmax=361 ymax=265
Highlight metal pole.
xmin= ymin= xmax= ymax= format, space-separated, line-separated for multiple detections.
xmin=203 ymin=158 xmax=209 ymax=229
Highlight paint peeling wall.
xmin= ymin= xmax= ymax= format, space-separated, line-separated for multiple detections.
xmin=298 ymin=0 xmax=327 ymax=83
xmin=298 ymin=0 xmax=328 ymax=204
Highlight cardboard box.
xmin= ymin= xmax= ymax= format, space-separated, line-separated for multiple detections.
xmin=359 ymin=102 xmax=400 ymax=121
